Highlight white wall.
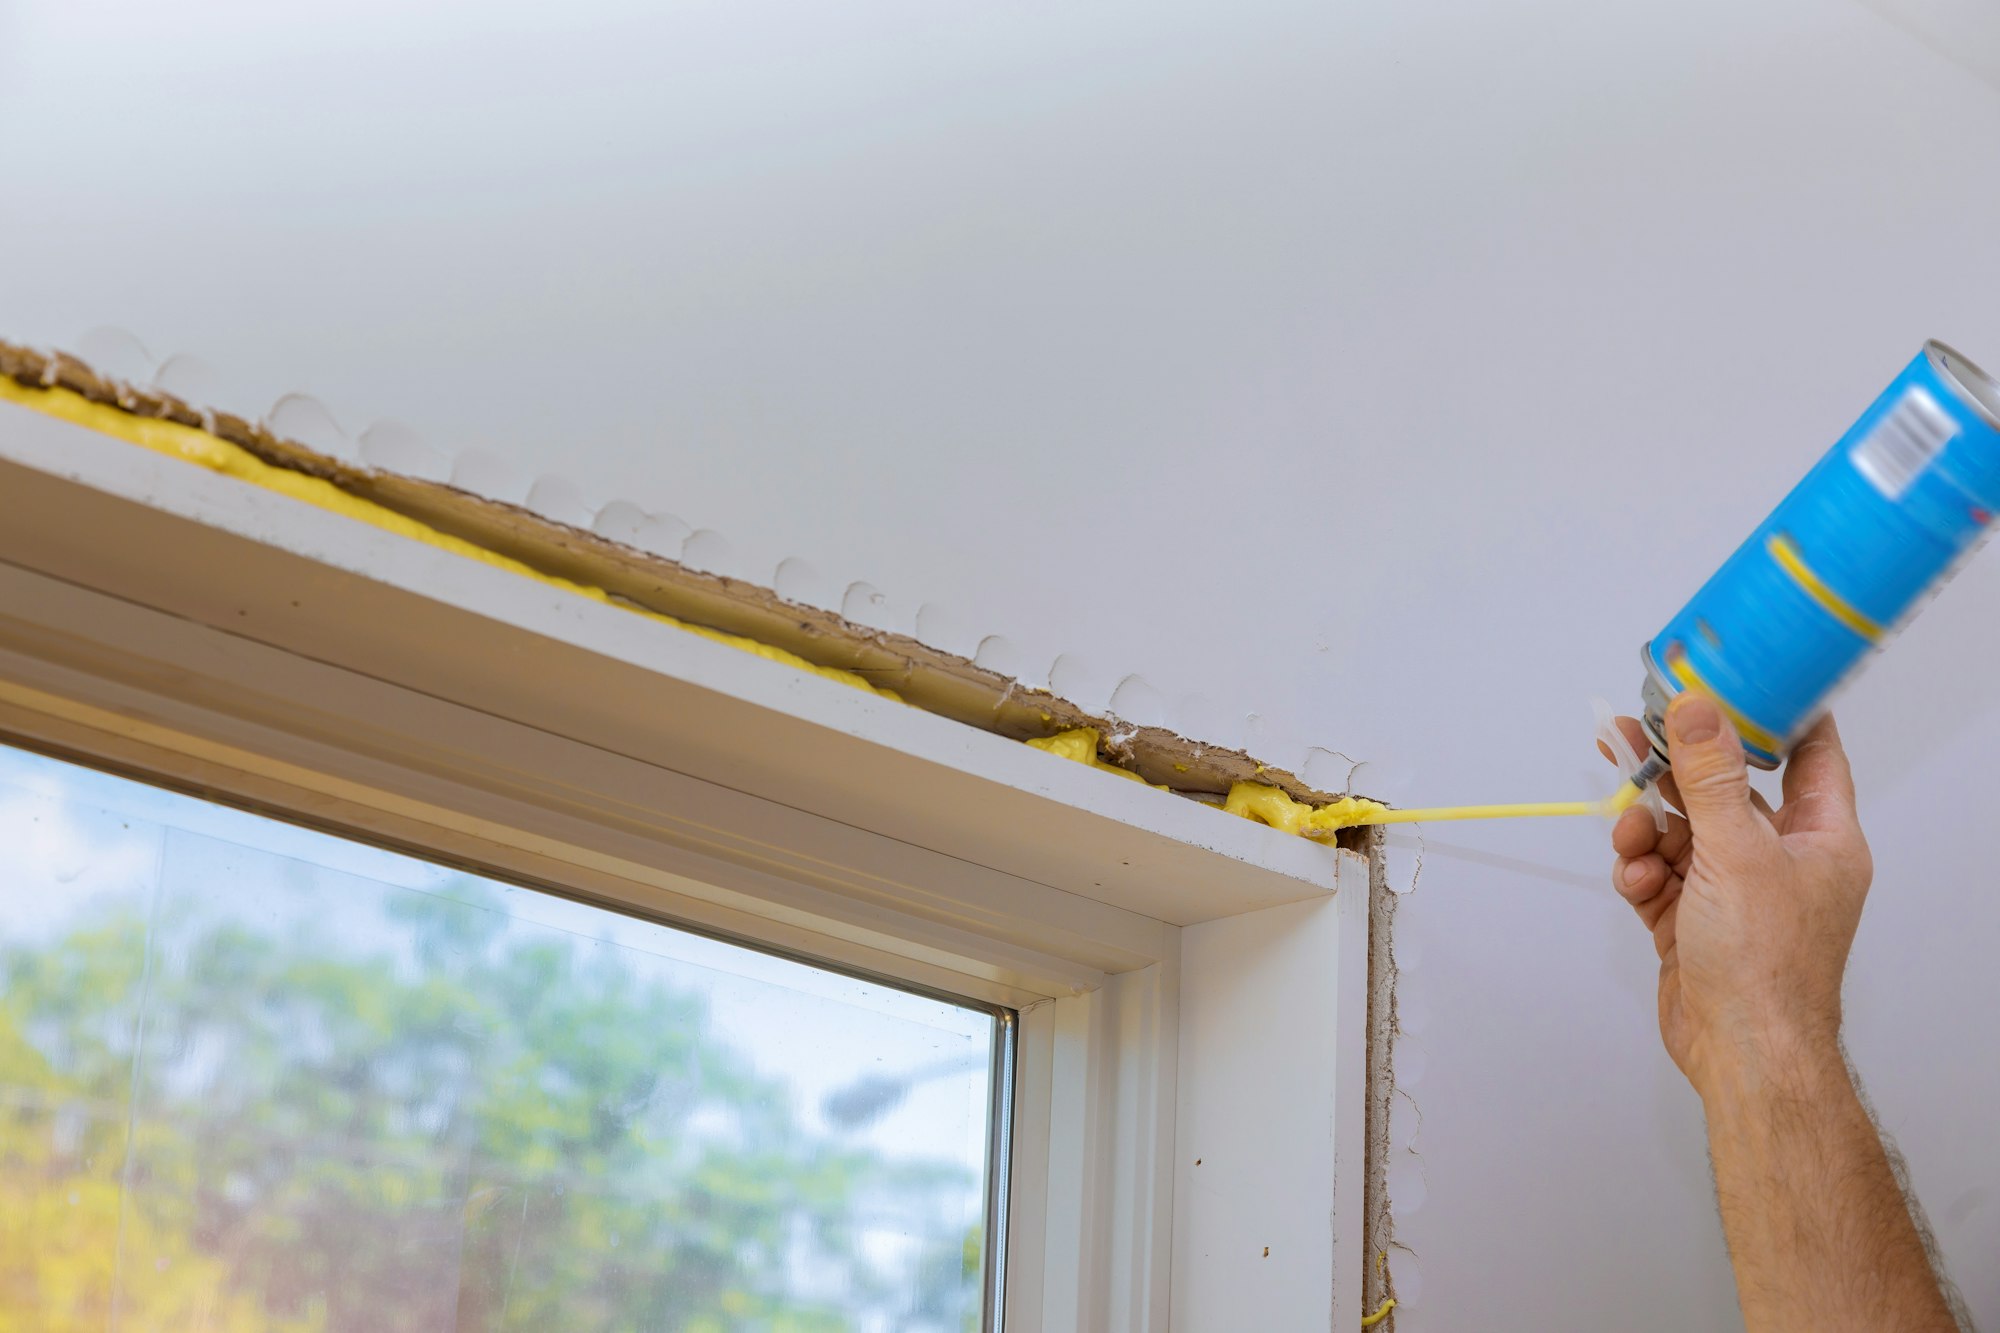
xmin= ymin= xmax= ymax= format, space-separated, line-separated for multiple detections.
xmin=5 ymin=0 xmax=1999 ymax=1327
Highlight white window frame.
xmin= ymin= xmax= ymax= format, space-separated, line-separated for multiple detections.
xmin=0 ymin=406 xmax=1373 ymax=1332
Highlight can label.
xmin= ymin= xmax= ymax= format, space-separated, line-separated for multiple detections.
xmin=1644 ymin=342 xmax=2000 ymax=768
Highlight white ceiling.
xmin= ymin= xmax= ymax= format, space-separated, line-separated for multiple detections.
xmin=4 ymin=0 xmax=1999 ymax=1326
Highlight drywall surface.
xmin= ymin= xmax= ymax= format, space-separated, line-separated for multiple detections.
xmin=1851 ymin=0 xmax=2000 ymax=92
xmin=4 ymin=0 xmax=2000 ymax=1327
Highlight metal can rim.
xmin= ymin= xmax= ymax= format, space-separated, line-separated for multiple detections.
xmin=1639 ymin=640 xmax=1783 ymax=770
xmin=1638 ymin=640 xmax=1672 ymax=757
xmin=1925 ymin=339 xmax=2000 ymax=433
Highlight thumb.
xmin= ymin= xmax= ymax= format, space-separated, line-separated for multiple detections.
xmin=1665 ymin=693 xmax=1767 ymax=855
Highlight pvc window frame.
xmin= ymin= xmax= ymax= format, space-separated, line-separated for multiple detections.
xmin=0 ymin=407 xmax=1374 ymax=1332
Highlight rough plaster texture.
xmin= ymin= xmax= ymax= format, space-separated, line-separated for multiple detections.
xmin=4 ymin=0 xmax=2000 ymax=1328
xmin=1362 ymin=830 xmax=1400 ymax=1324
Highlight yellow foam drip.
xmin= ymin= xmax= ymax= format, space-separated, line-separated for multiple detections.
xmin=1025 ymin=728 xmax=1157 ymax=786
xmin=1225 ymin=782 xmax=1392 ymax=836
xmin=0 ymin=377 xmax=899 ymax=700
xmin=1362 ymin=1248 xmax=1396 ymax=1327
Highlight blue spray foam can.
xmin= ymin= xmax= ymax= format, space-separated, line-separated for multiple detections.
xmin=1640 ymin=341 xmax=2000 ymax=769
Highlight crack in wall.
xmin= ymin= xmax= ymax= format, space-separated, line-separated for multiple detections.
xmin=1363 ymin=827 xmax=1403 ymax=1328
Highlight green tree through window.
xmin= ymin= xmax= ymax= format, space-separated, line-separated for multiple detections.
xmin=0 ymin=746 xmax=995 ymax=1331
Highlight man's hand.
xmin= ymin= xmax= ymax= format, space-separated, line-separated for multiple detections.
xmin=1604 ymin=692 xmax=1959 ymax=1332
xmin=1606 ymin=693 xmax=1869 ymax=1096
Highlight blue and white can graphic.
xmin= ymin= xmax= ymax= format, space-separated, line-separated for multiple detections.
xmin=1641 ymin=341 xmax=2000 ymax=768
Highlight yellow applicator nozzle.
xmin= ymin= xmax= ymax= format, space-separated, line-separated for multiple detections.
xmin=1363 ymin=797 xmax=1606 ymax=826
xmin=1220 ymin=700 xmax=1674 ymax=839
xmin=1225 ymin=775 xmax=1656 ymax=838
xmin=1024 ymin=718 xmax=1670 ymax=842
xmin=1604 ymin=779 xmax=1647 ymax=815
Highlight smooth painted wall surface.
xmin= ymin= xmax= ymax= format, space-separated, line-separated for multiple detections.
xmin=5 ymin=0 xmax=1999 ymax=1327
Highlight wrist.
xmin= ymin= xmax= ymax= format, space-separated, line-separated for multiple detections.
xmin=1693 ymin=1023 xmax=1849 ymax=1113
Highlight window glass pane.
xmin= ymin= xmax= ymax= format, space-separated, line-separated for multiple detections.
xmin=0 ymin=742 xmax=1000 ymax=1331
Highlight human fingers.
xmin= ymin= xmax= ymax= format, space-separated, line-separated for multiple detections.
xmin=1780 ymin=712 xmax=1859 ymax=826
xmin=1653 ymin=810 xmax=1693 ymax=871
xmin=1613 ymin=852 xmax=1679 ymax=923
xmin=1657 ymin=780 xmax=1770 ymax=825
xmin=1665 ymin=693 xmax=1770 ymax=858
xmin=1614 ymin=803 xmax=1692 ymax=859
xmin=1651 ymin=894 xmax=1682 ymax=961
xmin=1611 ymin=804 xmax=1662 ymax=859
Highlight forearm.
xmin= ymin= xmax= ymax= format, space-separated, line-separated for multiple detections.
xmin=1700 ymin=1037 xmax=1955 ymax=1332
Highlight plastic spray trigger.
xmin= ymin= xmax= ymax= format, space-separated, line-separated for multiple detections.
xmin=1593 ymin=697 xmax=1667 ymax=833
